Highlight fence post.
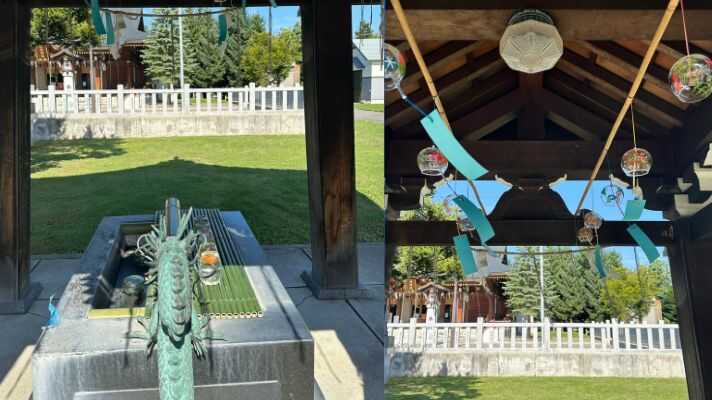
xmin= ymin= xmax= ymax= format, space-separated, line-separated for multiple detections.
xmin=48 ymin=84 xmax=56 ymax=113
xmin=117 ymin=84 xmax=125 ymax=114
xmin=476 ymin=317 xmax=484 ymax=349
xmin=249 ymin=82 xmax=256 ymax=111
xmin=183 ymin=84 xmax=190 ymax=112
xmin=612 ymin=318 xmax=620 ymax=351
xmin=408 ymin=317 xmax=417 ymax=349
xmin=543 ymin=318 xmax=551 ymax=351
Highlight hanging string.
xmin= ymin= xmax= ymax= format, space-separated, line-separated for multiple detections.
xmin=630 ymin=101 xmax=639 ymax=192
xmin=680 ymin=0 xmax=691 ymax=57
xmin=397 ymin=86 xmax=429 ymax=118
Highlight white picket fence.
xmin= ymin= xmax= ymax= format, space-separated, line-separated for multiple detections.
xmin=30 ymin=83 xmax=304 ymax=116
xmin=388 ymin=318 xmax=681 ymax=353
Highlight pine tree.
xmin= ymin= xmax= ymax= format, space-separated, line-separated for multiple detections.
xmin=223 ymin=9 xmax=249 ymax=87
xmin=546 ymin=249 xmax=586 ymax=322
xmin=504 ymin=248 xmax=555 ymax=321
xmin=141 ymin=9 xmax=198 ymax=88
xmin=184 ymin=9 xmax=226 ymax=88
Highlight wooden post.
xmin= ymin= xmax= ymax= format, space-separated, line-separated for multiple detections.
xmin=666 ymin=218 xmax=712 ymax=400
xmin=0 ymin=0 xmax=41 ymax=314
xmin=300 ymin=0 xmax=364 ymax=298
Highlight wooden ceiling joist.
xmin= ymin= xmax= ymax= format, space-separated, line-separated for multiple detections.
xmin=386 ymin=2 xmax=712 ymax=41
xmin=403 ymin=41 xmax=480 ymax=82
xmin=387 ymin=220 xmax=673 ymax=247
xmin=386 ymin=139 xmax=670 ymax=181
xmin=451 ymin=89 xmax=525 ymax=141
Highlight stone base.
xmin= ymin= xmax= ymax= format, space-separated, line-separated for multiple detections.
xmin=74 ymin=381 xmax=281 ymax=400
xmin=0 ymin=282 xmax=42 ymax=314
xmin=33 ymin=213 xmax=314 ymax=400
xmin=301 ymin=271 xmax=375 ymax=299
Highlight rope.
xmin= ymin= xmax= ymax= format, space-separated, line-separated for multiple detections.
xmin=680 ymin=0 xmax=691 ymax=57
xmin=573 ymin=0 xmax=680 ymax=216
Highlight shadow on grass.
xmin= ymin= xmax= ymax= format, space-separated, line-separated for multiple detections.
xmin=386 ymin=377 xmax=481 ymax=399
xmin=31 ymin=158 xmax=384 ymax=254
xmin=32 ymin=138 xmax=126 ymax=174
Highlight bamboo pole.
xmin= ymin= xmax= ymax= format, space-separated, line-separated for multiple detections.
xmin=573 ymin=0 xmax=680 ymax=215
xmin=391 ymin=0 xmax=488 ymax=213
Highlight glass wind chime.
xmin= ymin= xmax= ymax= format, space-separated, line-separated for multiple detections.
xmin=668 ymin=0 xmax=712 ymax=103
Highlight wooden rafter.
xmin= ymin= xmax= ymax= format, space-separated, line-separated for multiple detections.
xmin=560 ymin=49 xmax=685 ymax=124
xmin=385 ymin=49 xmax=502 ymax=123
xmin=545 ymin=68 xmax=669 ymax=136
xmin=518 ymin=73 xmax=546 ymax=139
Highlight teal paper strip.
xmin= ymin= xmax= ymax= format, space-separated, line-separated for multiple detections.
xmin=452 ymin=195 xmax=495 ymax=244
xmin=91 ymin=0 xmax=106 ymax=35
xmin=594 ymin=246 xmax=606 ymax=278
xmin=104 ymin=13 xmax=115 ymax=45
xmin=454 ymin=234 xmax=477 ymax=276
xmin=420 ymin=110 xmax=488 ymax=181
xmin=218 ymin=14 xmax=228 ymax=44
xmin=627 ymin=224 xmax=661 ymax=263
xmin=623 ymin=199 xmax=646 ymax=221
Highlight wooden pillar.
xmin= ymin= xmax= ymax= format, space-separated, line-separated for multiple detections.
xmin=300 ymin=0 xmax=364 ymax=298
xmin=666 ymin=218 xmax=712 ymax=399
xmin=0 ymin=0 xmax=40 ymax=314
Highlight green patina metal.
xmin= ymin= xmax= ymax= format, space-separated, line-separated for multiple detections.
xmin=128 ymin=200 xmax=220 ymax=400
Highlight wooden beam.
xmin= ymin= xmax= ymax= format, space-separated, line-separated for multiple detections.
xmin=560 ymin=49 xmax=685 ymax=123
xmin=451 ymin=89 xmax=525 ymax=140
xmin=403 ymin=41 xmax=480 ymax=84
xmin=0 ymin=0 xmax=40 ymax=314
xmin=539 ymin=88 xmax=618 ymax=141
xmin=385 ymin=8 xmax=712 ymax=41
xmin=546 ymin=68 xmax=669 ymax=136
xmin=587 ymin=41 xmax=670 ymax=84
xmin=392 ymin=69 xmax=518 ymax=138
xmin=385 ymin=49 xmax=501 ymax=122
xmin=386 ymin=139 xmax=670 ymax=180
xmin=518 ymin=73 xmax=546 ymax=139
xmin=666 ymin=218 xmax=712 ymax=400
xmin=673 ymin=103 xmax=712 ymax=175
xmin=388 ymin=1 xmax=712 ymax=9
xmin=386 ymin=220 xmax=673 ymax=247
xmin=301 ymin=0 xmax=359 ymax=297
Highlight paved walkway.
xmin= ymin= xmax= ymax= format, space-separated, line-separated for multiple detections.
xmin=354 ymin=109 xmax=384 ymax=123
xmin=0 ymin=244 xmax=384 ymax=400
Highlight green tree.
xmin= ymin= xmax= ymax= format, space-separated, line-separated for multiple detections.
xmin=393 ymin=199 xmax=462 ymax=283
xmin=31 ymin=8 xmax=99 ymax=48
xmin=239 ymin=17 xmax=301 ymax=86
xmin=545 ymin=249 xmax=586 ymax=322
xmin=574 ymin=252 xmax=608 ymax=321
xmin=141 ymin=9 xmax=198 ymax=88
xmin=183 ymin=9 xmax=225 ymax=88
xmin=504 ymin=248 xmax=556 ymax=321
xmin=355 ymin=20 xmax=378 ymax=39
xmin=601 ymin=251 xmax=664 ymax=322
xmin=223 ymin=9 xmax=249 ymax=87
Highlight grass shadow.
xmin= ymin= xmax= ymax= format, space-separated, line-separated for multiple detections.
xmin=31 ymin=158 xmax=383 ymax=254
xmin=32 ymin=138 xmax=126 ymax=174
xmin=386 ymin=376 xmax=482 ymax=399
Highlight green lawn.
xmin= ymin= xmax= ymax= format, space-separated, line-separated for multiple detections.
xmin=355 ymin=102 xmax=385 ymax=112
xmin=386 ymin=377 xmax=688 ymax=400
xmin=31 ymin=120 xmax=383 ymax=254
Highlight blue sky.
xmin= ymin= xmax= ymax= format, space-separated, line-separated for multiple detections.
xmin=432 ymin=180 xmax=668 ymax=269
xmin=143 ymin=5 xmax=382 ymax=36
